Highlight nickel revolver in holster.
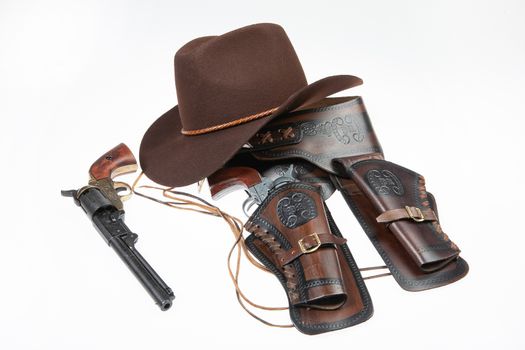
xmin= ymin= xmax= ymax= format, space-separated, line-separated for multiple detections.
xmin=208 ymin=95 xmax=468 ymax=334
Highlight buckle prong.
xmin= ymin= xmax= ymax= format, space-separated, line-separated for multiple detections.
xmin=405 ymin=206 xmax=425 ymax=222
xmin=298 ymin=233 xmax=321 ymax=254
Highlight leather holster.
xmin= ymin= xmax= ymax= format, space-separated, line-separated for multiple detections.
xmin=244 ymin=96 xmax=468 ymax=291
xmin=244 ymin=182 xmax=373 ymax=334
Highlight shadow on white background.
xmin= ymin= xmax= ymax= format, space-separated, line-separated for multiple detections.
xmin=0 ymin=0 xmax=524 ymax=348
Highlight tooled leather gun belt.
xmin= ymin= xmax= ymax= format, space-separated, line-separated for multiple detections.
xmin=242 ymin=96 xmax=469 ymax=290
xmin=209 ymin=96 xmax=468 ymax=334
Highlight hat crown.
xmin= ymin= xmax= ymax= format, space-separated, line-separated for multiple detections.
xmin=174 ymin=23 xmax=308 ymax=133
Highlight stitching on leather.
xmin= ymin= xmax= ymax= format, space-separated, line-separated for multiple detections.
xmin=291 ymin=206 xmax=372 ymax=331
xmin=287 ymin=97 xmax=362 ymax=117
xmin=340 ymin=182 xmax=468 ymax=288
xmin=302 ymin=278 xmax=343 ymax=290
xmin=414 ymin=174 xmax=459 ymax=253
xmin=246 ymin=185 xmax=374 ymax=332
xmin=256 ymin=146 xmax=382 ymax=164
xmin=418 ymin=176 xmax=431 ymax=208
xmin=245 ymin=206 xmax=374 ymax=332
xmin=246 ymin=222 xmax=300 ymax=303
xmin=248 ymin=193 xmax=310 ymax=303
xmin=416 ymin=244 xmax=457 ymax=253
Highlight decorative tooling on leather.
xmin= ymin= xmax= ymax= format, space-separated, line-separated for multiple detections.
xmin=338 ymin=186 xmax=469 ymax=290
xmin=366 ymin=169 xmax=405 ymax=196
xmin=253 ymin=126 xmax=300 ymax=146
xmin=337 ymin=159 xmax=462 ymax=273
xmin=246 ymin=97 xmax=385 ymax=175
xmin=416 ymin=175 xmax=459 ymax=252
xmin=303 ymin=278 xmax=343 ymax=289
xmin=246 ymin=222 xmax=300 ymax=303
xmin=277 ymin=191 xmax=318 ymax=228
xmin=244 ymin=204 xmax=374 ymax=334
xmin=301 ymin=115 xmax=364 ymax=144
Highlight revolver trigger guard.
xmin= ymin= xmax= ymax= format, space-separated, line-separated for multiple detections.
xmin=113 ymin=181 xmax=133 ymax=202
xmin=242 ymin=197 xmax=257 ymax=218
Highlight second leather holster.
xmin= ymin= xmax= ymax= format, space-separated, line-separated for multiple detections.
xmin=245 ymin=96 xmax=469 ymax=291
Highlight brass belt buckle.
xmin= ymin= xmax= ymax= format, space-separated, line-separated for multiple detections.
xmin=405 ymin=206 xmax=425 ymax=222
xmin=298 ymin=233 xmax=321 ymax=254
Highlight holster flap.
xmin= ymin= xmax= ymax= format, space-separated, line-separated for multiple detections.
xmin=337 ymin=159 xmax=460 ymax=272
xmin=245 ymin=183 xmax=347 ymax=309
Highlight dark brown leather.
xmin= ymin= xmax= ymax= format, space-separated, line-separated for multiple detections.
xmin=337 ymin=159 xmax=460 ymax=272
xmin=243 ymin=96 xmax=468 ymax=291
xmin=332 ymin=174 xmax=469 ymax=291
xmin=246 ymin=96 xmax=384 ymax=174
xmin=245 ymin=182 xmax=373 ymax=334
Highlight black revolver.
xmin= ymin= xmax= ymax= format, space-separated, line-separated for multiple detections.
xmin=62 ymin=143 xmax=175 ymax=311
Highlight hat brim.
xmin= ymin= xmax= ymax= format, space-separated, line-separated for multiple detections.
xmin=139 ymin=75 xmax=362 ymax=187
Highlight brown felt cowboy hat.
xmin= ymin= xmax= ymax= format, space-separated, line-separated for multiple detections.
xmin=139 ymin=23 xmax=362 ymax=187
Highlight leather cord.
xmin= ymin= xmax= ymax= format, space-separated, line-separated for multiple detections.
xmin=128 ymin=172 xmax=391 ymax=328
xmin=181 ymin=107 xmax=278 ymax=136
xmin=359 ymin=265 xmax=392 ymax=280
xmin=130 ymin=172 xmax=293 ymax=328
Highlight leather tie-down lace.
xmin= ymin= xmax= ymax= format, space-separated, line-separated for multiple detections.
xmin=127 ymin=172 xmax=390 ymax=328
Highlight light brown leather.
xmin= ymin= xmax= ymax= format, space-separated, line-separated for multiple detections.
xmin=237 ymin=96 xmax=469 ymax=291
xmin=244 ymin=182 xmax=373 ymax=334
xmin=376 ymin=206 xmax=438 ymax=224
xmin=279 ymin=233 xmax=347 ymax=266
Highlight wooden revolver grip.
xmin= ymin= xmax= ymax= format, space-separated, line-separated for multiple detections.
xmin=208 ymin=166 xmax=263 ymax=200
xmin=89 ymin=143 xmax=138 ymax=181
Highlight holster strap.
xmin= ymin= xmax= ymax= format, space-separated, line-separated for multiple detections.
xmin=335 ymin=158 xmax=460 ymax=272
xmin=376 ymin=206 xmax=438 ymax=224
xmin=245 ymin=182 xmax=347 ymax=309
xmin=279 ymin=233 xmax=347 ymax=267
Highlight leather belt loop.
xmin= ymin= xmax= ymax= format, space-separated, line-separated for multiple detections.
xmin=376 ymin=206 xmax=438 ymax=224
xmin=279 ymin=233 xmax=347 ymax=267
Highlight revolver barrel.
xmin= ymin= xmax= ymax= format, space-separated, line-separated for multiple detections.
xmin=64 ymin=186 xmax=175 ymax=310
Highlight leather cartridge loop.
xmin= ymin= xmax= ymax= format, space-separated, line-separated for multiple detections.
xmin=376 ymin=206 xmax=438 ymax=224
xmin=279 ymin=233 xmax=347 ymax=267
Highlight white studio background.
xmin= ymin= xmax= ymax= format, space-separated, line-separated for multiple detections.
xmin=1 ymin=0 xmax=524 ymax=348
